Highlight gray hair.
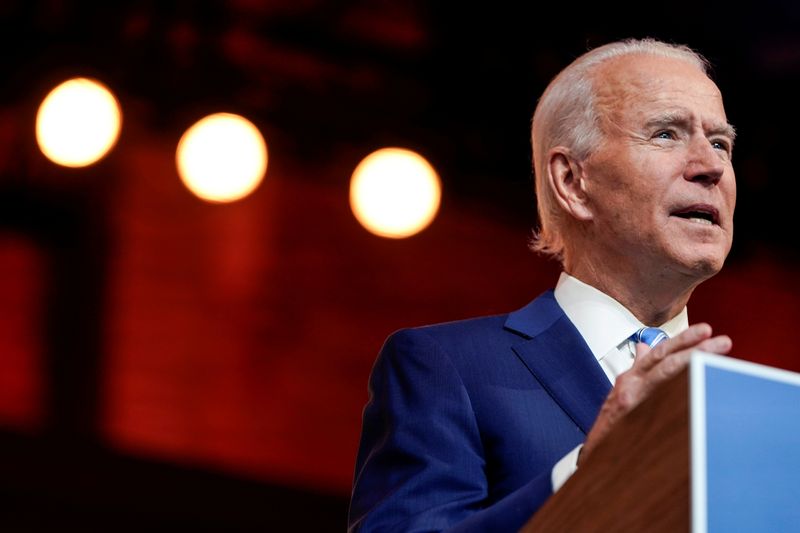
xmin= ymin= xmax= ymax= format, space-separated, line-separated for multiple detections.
xmin=530 ymin=38 xmax=710 ymax=261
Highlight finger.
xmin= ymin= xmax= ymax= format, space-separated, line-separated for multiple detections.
xmin=650 ymin=350 xmax=692 ymax=382
xmin=634 ymin=341 xmax=651 ymax=362
xmin=636 ymin=323 xmax=713 ymax=371
xmin=695 ymin=335 xmax=733 ymax=355
xmin=660 ymin=323 xmax=713 ymax=354
xmin=645 ymin=335 xmax=732 ymax=382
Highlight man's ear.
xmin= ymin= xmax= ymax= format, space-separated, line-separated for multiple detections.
xmin=545 ymin=147 xmax=593 ymax=221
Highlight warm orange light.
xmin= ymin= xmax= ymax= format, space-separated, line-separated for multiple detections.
xmin=350 ymin=148 xmax=441 ymax=239
xmin=35 ymin=77 xmax=122 ymax=167
xmin=176 ymin=113 xmax=268 ymax=203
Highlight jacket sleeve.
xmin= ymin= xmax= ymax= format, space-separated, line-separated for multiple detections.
xmin=348 ymin=328 xmax=555 ymax=532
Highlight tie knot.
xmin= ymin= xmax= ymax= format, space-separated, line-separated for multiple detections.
xmin=631 ymin=327 xmax=669 ymax=348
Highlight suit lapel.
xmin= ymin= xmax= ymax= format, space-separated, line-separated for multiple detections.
xmin=505 ymin=291 xmax=612 ymax=434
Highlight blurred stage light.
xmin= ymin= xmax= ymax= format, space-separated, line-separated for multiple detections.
xmin=35 ymin=77 xmax=122 ymax=167
xmin=350 ymin=148 xmax=441 ymax=239
xmin=176 ymin=113 xmax=268 ymax=203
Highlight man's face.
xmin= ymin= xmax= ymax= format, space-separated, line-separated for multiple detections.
xmin=579 ymin=54 xmax=736 ymax=282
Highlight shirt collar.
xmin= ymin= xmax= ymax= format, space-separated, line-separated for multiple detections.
xmin=553 ymin=272 xmax=689 ymax=362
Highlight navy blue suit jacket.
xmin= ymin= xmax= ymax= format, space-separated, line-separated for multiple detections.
xmin=348 ymin=291 xmax=613 ymax=532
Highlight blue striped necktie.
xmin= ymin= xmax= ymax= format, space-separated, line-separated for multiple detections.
xmin=631 ymin=327 xmax=669 ymax=348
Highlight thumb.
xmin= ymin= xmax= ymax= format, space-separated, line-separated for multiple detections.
xmin=633 ymin=341 xmax=651 ymax=365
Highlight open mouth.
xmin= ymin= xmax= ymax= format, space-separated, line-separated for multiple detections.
xmin=670 ymin=204 xmax=720 ymax=226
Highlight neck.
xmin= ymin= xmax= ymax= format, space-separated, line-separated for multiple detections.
xmin=564 ymin=255 xmax=701 ymax=326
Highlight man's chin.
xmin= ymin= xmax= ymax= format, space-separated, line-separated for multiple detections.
xmin=668 ymin=234 xmax=731 ymax=274
xmin=674 ymin=252 xmax=728 ymax=282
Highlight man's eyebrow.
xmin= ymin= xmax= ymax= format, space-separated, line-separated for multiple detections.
xmin=708 ymin=123 xmax=737 ymax=144
xmin=644 ymin=111 xmax=692 ymax=130
xmin=644 ymin=111 xmax=737 ymax=143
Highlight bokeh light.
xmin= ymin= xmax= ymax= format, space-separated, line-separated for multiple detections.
xmin=176 ymin=113 xmax=268 ymax=203
xmin=350 ymin=148 xmax=441 ymax=239
xmin=35 ymin=77 xmax=122 ymax=167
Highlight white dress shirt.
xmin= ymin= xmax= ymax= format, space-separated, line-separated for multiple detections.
xmin=550 ymin=272 xmax=689 ymax=491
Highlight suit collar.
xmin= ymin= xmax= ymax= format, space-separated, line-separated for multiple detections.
xmin=505 ymin=291 xmax=612 ymax=434
xmin=504 ymin=290 xmax=562 ymax=339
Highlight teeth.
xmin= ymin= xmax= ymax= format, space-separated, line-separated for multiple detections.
xmin=687 ymin=217 xmax=713 ymax=225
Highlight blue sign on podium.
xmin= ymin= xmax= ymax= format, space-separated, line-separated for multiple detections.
xmin=691 ymin=353 xmax=800 ymax=533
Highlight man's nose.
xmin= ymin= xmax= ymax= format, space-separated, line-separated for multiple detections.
xmin=685 ymin=136 xmax=725 ymax=186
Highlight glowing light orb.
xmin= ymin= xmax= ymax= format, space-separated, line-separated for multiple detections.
xmin=35 ymin=77 xmax=122 ymax=167
xmin=350 ymin=148 xmax=441 ymax=239
xmin=176 ymin=113 xmax=268 ymax=203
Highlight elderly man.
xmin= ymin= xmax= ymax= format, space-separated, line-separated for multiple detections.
xmin=348 ymin=38 xmax=736 ymax=532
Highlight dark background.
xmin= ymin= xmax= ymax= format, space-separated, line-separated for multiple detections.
xmin=0 ymin=1 xmax=798 ymax=530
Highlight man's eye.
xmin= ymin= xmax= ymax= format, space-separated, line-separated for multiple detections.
xmin=711 ymin=140 xmax=729 ymax=151
xmin=654 ymin=130 xmax=675 ymax=140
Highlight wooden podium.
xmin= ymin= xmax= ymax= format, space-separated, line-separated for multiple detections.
xmin=522 ymin=352 xmax=800 ymax=533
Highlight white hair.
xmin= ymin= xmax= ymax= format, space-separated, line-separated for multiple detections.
xmin=530 ymin=38 xmax=710 ymax=262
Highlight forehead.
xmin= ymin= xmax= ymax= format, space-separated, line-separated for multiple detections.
xmin=593 ymin=54 xmax=727 ymax=125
